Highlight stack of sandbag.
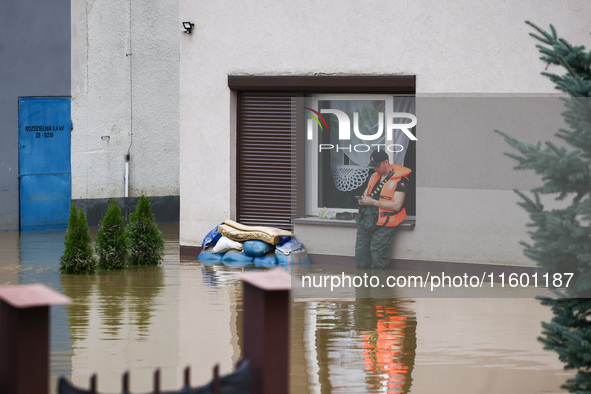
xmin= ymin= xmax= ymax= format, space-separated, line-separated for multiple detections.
xmin=198 ymin=220 xmax=310 ymax=267
xmin=274 ymin=237 xmax=311 ymax=266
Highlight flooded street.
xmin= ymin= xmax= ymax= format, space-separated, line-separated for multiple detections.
xmin=0 ymin=223 xmax=573 ymax=393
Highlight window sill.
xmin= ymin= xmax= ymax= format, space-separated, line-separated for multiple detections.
xmin=292 ymin=216 xmax=416 ymax=230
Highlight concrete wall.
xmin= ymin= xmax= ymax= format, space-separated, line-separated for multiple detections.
xmin=179 ymin=0 xmax=591 ymax=265
xmin=296 ymin=96 xmax=568 ymax=266
xmin=0 ymin=0 xmax=70 ymax=230
xmin=71 ymin=0 xmax=180 ymax=204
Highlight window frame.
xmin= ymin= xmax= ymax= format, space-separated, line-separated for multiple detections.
xmin=228 ymin=75 xmax=416 ymax=225
xmin=305 ymin=94 xmax=396 ymax=215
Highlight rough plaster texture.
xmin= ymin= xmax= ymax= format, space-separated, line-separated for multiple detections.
xmin=179 ymin=0 xmax=591 ymax=265
xmin=294 ymin=187 xmax=571 ymax=267
xmin=71 ymin=0 xmax=179 ymax=201
xmin=395 ymin=188 xmax=533 ymax=266
xmin=416 ymin=96 xmax=568 ymax=190
xmin=0 ymin=0 xmax=70 ymax=229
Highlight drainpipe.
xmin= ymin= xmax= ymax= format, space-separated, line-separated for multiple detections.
xmin=125 ymin=155 xmax=130 ymax=198
xmin=124 ymin=153 xmax=130 ymax=221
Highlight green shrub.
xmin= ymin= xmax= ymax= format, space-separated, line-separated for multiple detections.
xmin=128 ymin=195 xmax=165 ymax=266
xmin=95 ymin=199 xmax=128 ymax=270
xmin=60 ymin=204 xmax=97 ymax=274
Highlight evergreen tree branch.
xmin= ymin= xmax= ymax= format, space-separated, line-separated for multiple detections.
xmin=497 ymin=23 xmax=591 ymax=392
xmin=526 ymin=20 xmax=555 ymax=42
xmin=558 ymin=56 xmax=579 ymax=80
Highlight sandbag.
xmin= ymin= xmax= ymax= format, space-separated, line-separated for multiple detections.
xmin=198 ymin=247 xmax=223 ymax=262
xmin=217 ymin=219 xmax=292 ymax=245
xmin=212 ymin=236 xmax=243 ymax=254
xmin=222 ymin=250 xmax=254 ymax=266
xmin=201 ymin=223 xmax=223 ymax=249
xmin=275 ymin=248 xmax=311 ymax=267
xmin=253 ymin=252 xmax=278 ymax=267
xmin=276 ymin=236 xmax=304 ymax=255
xmin=243 ymin=240 xmax=273 ymax=257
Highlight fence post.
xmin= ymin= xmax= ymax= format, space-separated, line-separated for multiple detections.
xmin=0 ymin=284 xmax=71 ymax=394
xmin=239 ymin=267 xmax=291 ymax=394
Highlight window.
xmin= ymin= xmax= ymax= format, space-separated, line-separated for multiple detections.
xmin=305 ymin=94 xmax=416 ymax=216
xmin=228 ymin=76 xmax=416 ymax=229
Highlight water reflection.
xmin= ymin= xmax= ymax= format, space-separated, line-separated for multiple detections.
xmin=356 ymin=299 xmax=415 ymax=393
xmin=0 ymin=230 xmax=19 ymax=285
xmin=19 ymin=228 xmax=72 ymax=378
xmin=300 ymin=297 xmax=416 ymax=394
xmin=0 ymin=224 xmax=574 ymax=393
xmin=61 ymin=266 xmax=164 ymax=342
xmin=61 ymin=274 xmax=93 ymax=344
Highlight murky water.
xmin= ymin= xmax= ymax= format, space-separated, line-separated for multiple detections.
xmin=0 ymin=223 xmax=573 ymax=393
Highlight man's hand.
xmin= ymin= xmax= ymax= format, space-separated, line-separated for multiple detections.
xmin=358 ymin=192 xmax=407 ymax=211
xmin=358 ymin=196 xmax=377 ymax=206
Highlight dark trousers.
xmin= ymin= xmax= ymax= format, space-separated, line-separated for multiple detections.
xmin=355 ymin=225 xmax=397 ymax=270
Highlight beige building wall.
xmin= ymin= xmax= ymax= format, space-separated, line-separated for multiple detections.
xmin=179 ymin=0 xmax=591 ymax=266
xmin=71 ymin=0 xmax=180 ymax=201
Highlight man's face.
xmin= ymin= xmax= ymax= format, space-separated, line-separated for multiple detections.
xmin=373 ymin=160 xmax=388 ymax=175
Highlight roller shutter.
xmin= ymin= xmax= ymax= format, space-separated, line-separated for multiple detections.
xmin=237 ymin=92 xmax=302 ymax=231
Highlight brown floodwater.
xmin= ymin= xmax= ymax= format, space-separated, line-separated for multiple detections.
xmin=0 ymin=223 xmax=574 ymax=393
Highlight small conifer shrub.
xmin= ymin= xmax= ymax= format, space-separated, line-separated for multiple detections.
xmin=128 ymin=195 xmax=165 ymax=266
xmin=95 ymin=199 xmax=128 ymax=270
xmin=60 ymin=204 xmax=97 ymax=274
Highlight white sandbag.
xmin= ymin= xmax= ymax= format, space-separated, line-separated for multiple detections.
xmin=212 ymin=236 xmax=243 ymax=254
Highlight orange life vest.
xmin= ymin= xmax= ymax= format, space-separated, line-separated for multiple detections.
xmin=363 ymin=164 xmax=411 ymax=227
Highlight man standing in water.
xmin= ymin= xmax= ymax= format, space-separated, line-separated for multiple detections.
xmin=355 ymin=150 xmax=411 ymax=270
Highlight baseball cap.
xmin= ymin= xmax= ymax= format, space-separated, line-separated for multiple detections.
xmin=368 ymin=150 xmax=388 ymax=167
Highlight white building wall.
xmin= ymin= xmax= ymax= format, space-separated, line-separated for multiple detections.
xmin=71 ymin=0 xmax=180 ymax=200
xmin=179 ymin=0 xmax=591 ymax=265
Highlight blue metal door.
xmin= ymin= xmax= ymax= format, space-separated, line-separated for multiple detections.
xmin=18 ymin=97 xmax=71 ymax=229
